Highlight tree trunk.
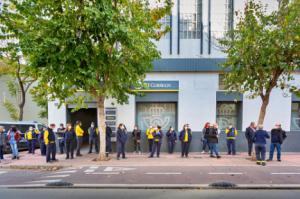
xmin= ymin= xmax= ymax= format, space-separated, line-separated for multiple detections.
xmin=18 ymin=104 xmax=24 ymax=121
xmin=257 ymin=94 xmax=270 ymax=126
xmin=97 ymin=95 xmax=107 ymax=160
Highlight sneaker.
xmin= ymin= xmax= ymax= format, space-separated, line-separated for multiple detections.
xmin=217 ymin=155 xmax=221 ymax=159
xmin=277 ymin=159 xmax=281 ymax=162
xmin=148 ymin=156 xmax=153 ymax=158
xmin=256 ymin=162 xmax=261 ymax=165
xmin=201 ymin=151 xmax=205 ymax=154
xmin=267 ymin=159 xmax=272 ymax=162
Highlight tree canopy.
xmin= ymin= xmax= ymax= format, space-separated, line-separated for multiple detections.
xmin=220 ymin=0 xmax=300 ymax=125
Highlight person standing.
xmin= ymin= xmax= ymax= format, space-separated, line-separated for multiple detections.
xmin=56 ymin=123 xmax=66 ymax=154
xmin=44 ymin=123 xmax=58 ymax=163
xmin=146 ymin=126 xmax=154 ymax=153
xmin=253 ymin=124 xmax=270 ymax=166
xmin=149 ymin=126 xmax=163 ymax=158
xmin=7 ymin=126 xmax=21 ymax=160
xmin=132 ymin=125 xmax=142 ymax=154
xmin=88 ymin=122 xmax=99 ymax=153
xmin=25 ymin=126 xmax=37 ymax=154
xmin=179 ymin=124 xmax=192 ymax=158
xmin=38 ymin=127 xmax=47 ymax=156
xmin=106 ymin=123 xmax=112 ymax=153
xmin=75 ymin=121 xmax=84 ymax=157
xmin=166 ymin=126 xmax=177 ymax=154
xmin=64 ymin=123 xmax=76 ymax=159
xmin=207 ymin=123 xmax=221 ymax=159
xmin=268 ymin=123 xmax=287 ymax=162
xmin=225 ymin=124 xmax=238 ymax=155
xmin=245 ymin=122 xmax=256 ymax=156
xmin=0 ymin=126 xmax=6 ymax=161
xmin=116 ymin=123 xmax=128 ymax=160
xmin=201 ymin=122 xmax=210 ymax=154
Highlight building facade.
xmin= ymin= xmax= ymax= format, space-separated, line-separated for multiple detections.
xmin=48 ymin=0 xmax=300 ymax=152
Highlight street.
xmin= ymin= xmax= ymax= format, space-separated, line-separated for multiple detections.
xmin=0 ymin=189 xmax=300 ymax=199
xmin=1 ymin=163 xmax=300 ymax=187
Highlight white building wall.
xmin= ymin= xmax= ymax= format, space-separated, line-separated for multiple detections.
xmin=48 ymin=100 xmax=66 ymax=127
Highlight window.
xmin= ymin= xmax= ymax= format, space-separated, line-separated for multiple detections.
xmin=180 ymin=0 xmax=202 ymax=39
xmin=291 ymin=102 xmax=300 ymax=131
xmin=216 ymin=102 xmax=241 ymax=131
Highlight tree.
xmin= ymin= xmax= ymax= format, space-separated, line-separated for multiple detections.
xmin=8 ymin=0 xmax=172 ymax=160
xmin=219 ymin=0 xmax=300 ymax=125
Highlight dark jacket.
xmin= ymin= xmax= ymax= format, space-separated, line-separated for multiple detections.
xmin=106 ymin=126 xmax=112 ymax=143
xmin=179 ymin=129 xmax=192 ymax=143
xmin=206 ymin=128 xmax=218 ymax=144
xmin=132 ymin=129 xmax=141 ymax=141
xmin=245 ymin=127 xmax=256 ymax=141
xmin=166 ymin=130 xmax=177 ymax=142
xmin=153 ymin=130 xmax=163 ymax=144
xmin=88 ymin=127 xmax=98 ymax=139
xmin=0 ymin=132 xmax=6 ymax=147
xmin=253 ymin=130 xmax=270 ymax=145
xmin=56 ymin=127 xmax=66 ymax=139
xmin=117 ymin=128 xmax=127 ymax=144
xmin=65 ymin=129 xmax=76 ymax=142
xmin=271 ymin=128 xmax=287 ymax=144
xmin=38 ymin=130 xmax=45 ymax=143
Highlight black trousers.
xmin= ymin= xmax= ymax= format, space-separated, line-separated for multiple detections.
xmin=27 ymin=140 xmax=36 ymax=154
xmin=46 ymin=143 xmax=56 ymax=162
xmin=181 ymin=142 xmax=190 ymax=157
xmin=247 ymin=140 xmax=254 ymax=156
xmin=65 ymin=139 xmax=75 ymax=158
xmin=89 ymin=137 xmax=99 ymax=153
xmin=40 ymin=141 xmax=46 ymax=156
xmin=76 ymin=136 xmax=83 ymax=156
xmin=150 ymin=142 xmax=161 ymax=157
xmin=148 ymin=139 xmax=153 ymax=153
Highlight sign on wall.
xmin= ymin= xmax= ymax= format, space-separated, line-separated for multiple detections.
xmin=105 ymin=107 xmax=117 ymax=142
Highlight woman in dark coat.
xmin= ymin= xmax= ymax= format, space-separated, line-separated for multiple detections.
xmin=206 ymin=123 xmax=221 ymax=158
xmin=166 ymin=126 xmax=177 ymax=154
xmin=132 ymin=125 xmax=142 ymax=154
xmin=179 ymin=124 xmax=192 ymax=158
xmin=117 ymin=123 xmax=128 ymax=160
xmin=64 ymin=123 xmax=77 ymax=159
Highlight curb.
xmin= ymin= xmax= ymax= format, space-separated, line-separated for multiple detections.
xmin=0 ymin=165 xmax=68 ymax=171
xmin=1 ymin=184 xmax=300 ymax=190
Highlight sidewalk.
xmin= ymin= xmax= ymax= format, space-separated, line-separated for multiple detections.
xmin=1 ymin=147 xmax=299 ymax=170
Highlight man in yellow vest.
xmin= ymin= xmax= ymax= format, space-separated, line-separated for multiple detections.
xmin=25 ymin=126 xmax=38 ymax=154
xmin=146 ymin=125 xmax=154 ymax=153
xmin=179 ymin=124 xmax=192 ymax=158
xmin=75 ymin=121 xmax=84 ymax=157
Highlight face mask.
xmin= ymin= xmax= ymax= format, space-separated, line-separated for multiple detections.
xmin=91 ymin=125 xmax=94 ymax=128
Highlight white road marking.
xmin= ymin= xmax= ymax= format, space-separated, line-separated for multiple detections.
xmin=104 ymin=167 xmax=136 ymax=172
xmin=86 ymin=172 xmax=120 ymax=175
xmin=89 ymin=166 xmax=99 ymax=169
xmin=84 ymin=169 xmax=95 ymax=173
xmin=271 ymin=173 xmax=300 ymax=175
xmin=145 ymin=172 xmax=182 ymax=175
xmin=0 ymin=171 xmax=7 ymax=175
xmin=208 ymin=172 xmax=243 ymax=175
xmin=44 ymin=175 xmax=70 ymax=178
xmin=28 ymin=179 xmax=62 ymax=183
xmin=55 ymin=170 xmax=77 ymax=174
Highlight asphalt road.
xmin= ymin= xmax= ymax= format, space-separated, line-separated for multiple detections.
xmin=1 ymin=164 xmax=300 ymax=187
xmin=0 ymin=189 xmax=300 ymax=199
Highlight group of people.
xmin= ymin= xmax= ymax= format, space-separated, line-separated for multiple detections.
xmin=0 ymin=120 xmax=287 ymax=166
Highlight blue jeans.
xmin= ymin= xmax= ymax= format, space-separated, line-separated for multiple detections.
xmin=0 ymin=145 xmax=4 ymax=159
xmin=209 ymin=143 xmax=219 ymax=156
xmin=269 ymin=143 xmax=281 ymax=161
xmin=226 ymin=139 xmax=236 ymax=155
xmin=10 ymin=142 xmax=19 ymax=157
xmin=202 ymin=138 xmax=210 ymax=151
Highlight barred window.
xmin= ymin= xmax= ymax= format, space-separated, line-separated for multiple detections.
xmin=180 ymin=0 xmax=202 ymax=39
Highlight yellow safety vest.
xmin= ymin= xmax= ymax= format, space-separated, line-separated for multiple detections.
xmin=75 ymin=125 xmax=84 ymax=137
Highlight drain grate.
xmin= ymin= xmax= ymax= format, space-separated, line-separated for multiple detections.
xmin=46 ymin=181 xmax=74 ymax=187
xmin=209 ymin=181 xmax=237 ymax=189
